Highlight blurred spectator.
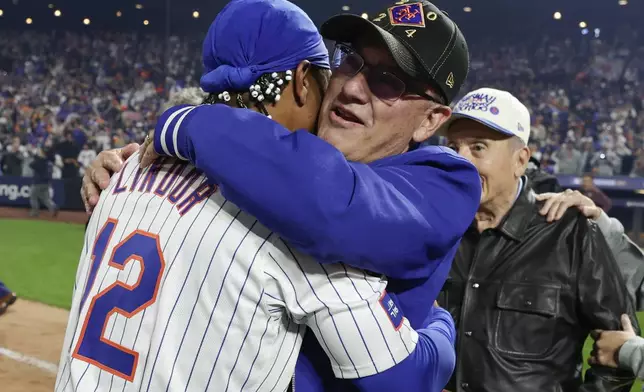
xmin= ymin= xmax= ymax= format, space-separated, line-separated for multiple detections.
xmin=631 ymin=149 xmax=644 ymax=177
xmin=0 ymin=136 xmax=25 ymax=176
xmin=590 ymin=149 xmax=621 ymax=176
xmin=56 ymin=131 xmax=80 ymax=179
xmin=554 ymin=142 xmax=584 ymax=174
xmin=581 ymin=173 xmax=613 ymax=212
xmin=540 ymin=152 xmax=557 ymax=174
xmin=77 ymin=144 xmax=97 ymax=177
xmin=531 ymin=115 xmax=547 ymax=142
xmin=29 ymin=147 xmax=57 ymax=217
xmin=580 ymin=141 xmax=595 ymax=173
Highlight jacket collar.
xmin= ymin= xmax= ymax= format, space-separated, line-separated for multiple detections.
xmin=496 ymin=176 xmax=535 ymax=241
xmin=470 ymin=176 xmax=535 ymax=241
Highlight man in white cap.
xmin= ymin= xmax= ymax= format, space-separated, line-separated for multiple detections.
xmin=438 ymin=88 xmax=638 ymax=391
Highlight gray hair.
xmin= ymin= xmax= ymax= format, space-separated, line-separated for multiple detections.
xmin=162 ymin=88 xmax=209 ymax=111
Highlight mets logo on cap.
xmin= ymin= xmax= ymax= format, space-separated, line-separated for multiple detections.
xmin=388 ymin=2 xmax=425 ymax=27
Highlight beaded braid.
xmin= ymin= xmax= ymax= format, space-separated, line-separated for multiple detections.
xmin=203 ymin=70 xmax=293 ymax=119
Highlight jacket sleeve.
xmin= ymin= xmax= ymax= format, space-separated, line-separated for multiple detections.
xmin=595 ymin=212 xmax=644 ymax=311
xmin=351 ymin=307 xmax=456 ymax=391
xmin=618 ymin=336 xmax=644 ymax=380
xmin=577 ymin=218 xmax=639 ymax=392
xmin=153 ymin=104 xmax=481 ymax=280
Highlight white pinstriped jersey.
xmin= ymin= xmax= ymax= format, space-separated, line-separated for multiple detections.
xmin=55 ymin=154 xmax=418 ymax=392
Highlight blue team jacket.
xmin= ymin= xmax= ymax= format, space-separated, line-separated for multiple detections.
xmin=154 ymin=104 xmax=481 ymax=391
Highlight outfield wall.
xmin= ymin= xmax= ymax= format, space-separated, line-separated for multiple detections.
xmin=0 ymin=176 xmax=83 ymax=211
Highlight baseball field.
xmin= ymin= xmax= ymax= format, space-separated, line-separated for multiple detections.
xmin=0 ymin=207 xmax=643 ymax=391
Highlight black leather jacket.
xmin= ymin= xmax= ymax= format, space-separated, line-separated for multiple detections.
xmin=438 ymin=180 xmax=638 ymax=392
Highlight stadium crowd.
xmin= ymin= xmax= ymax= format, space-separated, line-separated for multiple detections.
xmin=462 ymin=27 xmax=644 ymax=177
xmin=0 ymin=31 xmax=202 ymax=179
xmin=1 ymin=27 xmax=643 ymax=179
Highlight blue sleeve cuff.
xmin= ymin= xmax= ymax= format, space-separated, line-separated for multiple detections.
xmin=154 ymin=104 xmax=196 ymax=160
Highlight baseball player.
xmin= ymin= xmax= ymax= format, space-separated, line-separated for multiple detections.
xmin=57 ymin=1 xmax=457 ymax=391
xmin=0 ymin=280 xmax=17 ymax=316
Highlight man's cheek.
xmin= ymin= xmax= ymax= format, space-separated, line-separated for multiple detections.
xmin=324 ymin=79 xmax=344 ymax=104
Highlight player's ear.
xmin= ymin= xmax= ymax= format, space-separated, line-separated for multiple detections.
xmin=293 ymin=60 xmax=312 ymax=107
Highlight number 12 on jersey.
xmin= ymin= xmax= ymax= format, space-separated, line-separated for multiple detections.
xmin=72 ymin=219 xmax=165 ymax=381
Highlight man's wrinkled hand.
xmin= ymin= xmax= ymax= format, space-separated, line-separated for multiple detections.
xmin=588 ymin=314 xmax=636 ymax=368
xmin=81 ymin=143 xmax=139 ymax=214
xmin=535 ymin=189 xmax=602 ymax=222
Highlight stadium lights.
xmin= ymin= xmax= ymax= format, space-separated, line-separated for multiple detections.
xmin=54 ymin=10 xmax=61 ymax=17
xmin=116 ymin=11 xmax=122 ymax=17
xmin=0 ymin=9 xmax=4 ymax=17
xmin=83 ymin=18 xmax=90 ymax=25
xmin=143 ymin=19 xmax=149 ymax=26
xmin=553 ymin=11 xmax=562 ymax=20
xmin=581 ymin=28 xmax=589 ymax=35
xmin=594 ymin=28 xmax=601 ymax=38
xmin=135 ymin=4 xmax=143 ymax=10
xmin=463 ymin=6 xmax=472 ymax=12
xmin=342 ymin=5 xmax=350 ymax=11
xmin=579 ymin=21 xmax=587 ymax=28
xmin=619 ymin=0 xmax=628 ymax=5
xmin=192 ymin=11 xmax=200 ymax=18
xmin=361 ymin=13 xmax=368 ymax=19
xmin=26 ymin=17 xmax=33 ymax=25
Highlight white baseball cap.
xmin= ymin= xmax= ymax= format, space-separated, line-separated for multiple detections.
xmin=445 ymin=87 xmax=531 ymax=145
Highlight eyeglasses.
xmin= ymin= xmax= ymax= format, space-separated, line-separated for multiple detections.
xmin=331 ymin=43 xmax=440 ymax=105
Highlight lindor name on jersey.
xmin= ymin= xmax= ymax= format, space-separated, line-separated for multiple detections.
xmin=111 ymin=158 xmax=217 ymax=216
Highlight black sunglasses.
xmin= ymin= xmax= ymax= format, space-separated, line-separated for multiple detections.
xmin=331 ymin=43 xmax=441 ymax=105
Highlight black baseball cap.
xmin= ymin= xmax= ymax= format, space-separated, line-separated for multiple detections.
xmin=321 ymin=1 xmax=469 ymax=104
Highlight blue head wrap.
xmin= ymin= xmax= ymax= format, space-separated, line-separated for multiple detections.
xmin=200 ymin=0 xmax=330 ymax=93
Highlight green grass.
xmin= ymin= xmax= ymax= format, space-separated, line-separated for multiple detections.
xmin=0 ymin=219 xmax=85 ymax=308
xmin=1 ymin=219 xmax=643 ymax=388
